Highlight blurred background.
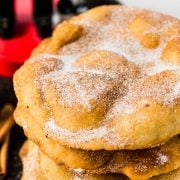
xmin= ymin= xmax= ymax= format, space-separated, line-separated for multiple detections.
xmin=121 ymin=0 xmax=180 ymax=18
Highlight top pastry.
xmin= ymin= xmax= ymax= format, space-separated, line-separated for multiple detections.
xmin=14 ymin=5 xmax=180 ymax=150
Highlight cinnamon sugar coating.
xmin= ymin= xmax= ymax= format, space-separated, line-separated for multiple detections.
xmin=20 ymin=141 xmax=180 ymax=180
xmin=15 ymin=104 xmax=180 ymax=180
xmin=20 ymin=141 xmax=123 ymax=180
xmin=14 ymin=6 xmax=180 ymax=150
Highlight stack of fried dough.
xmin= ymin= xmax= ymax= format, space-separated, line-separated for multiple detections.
xmin=13 ymin=5 xmax=180 ymax=180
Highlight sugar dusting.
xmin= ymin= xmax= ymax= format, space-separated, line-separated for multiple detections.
xmin=173 ymin=81 xmax=180 ymax=97
xmin=17 ymin=117 xmax=28 ymax=131
xmin=134 ymin=149 xmax=170 ymax=173
xmin=147 ymin=61 xmax=180 ymax=75
xmin=45 ymin=118 xmax=109 ymax=143
xmin=41 ymin=70 xmax=115 ymax=109
xmin=156 ymin=153 xmax=169 ymax=165
xmin=21 ymin=143 xmax=40 ymax=180
xmin=30 ymin=6 xmax=180 ymax=147
xmin=71 ymin=168 xmax=90 ymax=180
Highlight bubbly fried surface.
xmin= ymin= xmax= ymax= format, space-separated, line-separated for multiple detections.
xmin=15 ymin=105 xmax=112 ymax=169
xmin=20 ymin=141 xmax=180 ymax=180
xmin=14 ymin=6 xmax=180 ymax=151
xmin=91 ymin=136 xmax=180 ymax=179
xmin=20 ymin=141 xmax=125 ymax=180
xmin=15 ymin=105 xmax=180 ymax=179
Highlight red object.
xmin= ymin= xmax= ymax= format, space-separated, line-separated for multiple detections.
xmin=0 ymin=0 xmax=59 ymax=77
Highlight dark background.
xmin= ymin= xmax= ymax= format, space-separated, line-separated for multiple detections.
xmin=3 ymin=125 xmax=26 ymax=180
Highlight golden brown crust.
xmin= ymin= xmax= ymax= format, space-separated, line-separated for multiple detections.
xmin=14 ymin=5 xmax=180 ymax=151
xmin=150 ymin=168 xmax=180 ymax=180
xmin=20 ymin=141 xmax=125 ymax=180
xmin=15 ymin=104 xmax=112 ymax=169
xmin=14 ymin=104 xmax=180 ymax=180
xmin=20 ymin=141 xmax=180 ymax=180
xmin=161 ymin=37 xmax=180 ymax=64
xmin=47 ymin=22 xmax=83 ymax=54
